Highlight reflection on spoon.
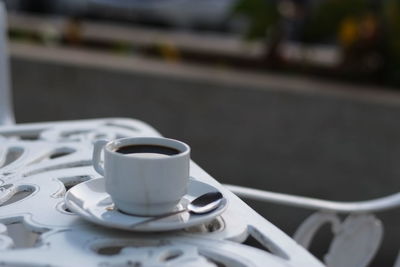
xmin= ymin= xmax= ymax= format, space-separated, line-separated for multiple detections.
xmin=129 ymin=191 xmax=224 ymax=228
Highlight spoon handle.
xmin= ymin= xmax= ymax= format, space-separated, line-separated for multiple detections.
xmin=129 ymin=209 xmax=187 ymax=229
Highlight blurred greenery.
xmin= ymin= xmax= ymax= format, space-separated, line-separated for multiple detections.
xmin=232 ymin=0 xmax=279 ymax=40
xmin=302 ymin=0 xmax=370 ymax=43
xmin=233 ymin=0 xmax=400 ymax=87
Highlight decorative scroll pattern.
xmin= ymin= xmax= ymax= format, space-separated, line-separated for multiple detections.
xmin=0 ymin=118 xmax=323 ymax=267
xmin=225 ymin=182 xmax=400 ymax=266
xmin=294 ymin=212 xmax=383 ymax=267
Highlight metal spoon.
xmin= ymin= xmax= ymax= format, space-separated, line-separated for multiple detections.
xmin=129 ymin=191 xmax=224 ymax=228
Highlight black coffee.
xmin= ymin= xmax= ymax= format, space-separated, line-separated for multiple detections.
xmin=115 ymin=144 xmax=180 ymax=156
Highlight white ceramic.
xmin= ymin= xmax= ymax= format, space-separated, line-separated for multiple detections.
xmin=65 ymin=177 xmax=228 ymax=231
xmin=92 ymin=137 xmax=190 ymax=216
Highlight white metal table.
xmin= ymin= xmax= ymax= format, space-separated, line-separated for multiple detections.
xmin=0 ymin=118 xmax=324 ymax=266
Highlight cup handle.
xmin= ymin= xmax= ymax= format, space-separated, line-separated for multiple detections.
xmin=92 ymin=139 xmax=108 ymax=176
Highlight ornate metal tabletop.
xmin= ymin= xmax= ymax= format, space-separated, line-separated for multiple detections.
xmin=0 ymin=118 xmax=323 ymax=267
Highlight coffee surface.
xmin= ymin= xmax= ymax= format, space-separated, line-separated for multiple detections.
xmin=115 ymin=144 xmax=180 ymax=157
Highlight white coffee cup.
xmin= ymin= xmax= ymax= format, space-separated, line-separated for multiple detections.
xmin=92 ymin=137 xmax=190 ymax=216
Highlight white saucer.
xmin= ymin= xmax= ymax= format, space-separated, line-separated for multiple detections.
xmin=65 ymin=177 xmax=228 ymax=231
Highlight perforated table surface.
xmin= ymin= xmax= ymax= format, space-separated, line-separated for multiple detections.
xmin=0 ymin=118 xmax=323 ymax=267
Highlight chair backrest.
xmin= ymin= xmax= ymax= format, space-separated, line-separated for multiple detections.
xmin=0 ymin=2 xmax=14 ymax=126
xmin=226 ymin=184 xmax=400 ymax=266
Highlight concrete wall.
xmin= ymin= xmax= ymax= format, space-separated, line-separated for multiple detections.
xmin=10 ymin=54 xmax=400 ymax=266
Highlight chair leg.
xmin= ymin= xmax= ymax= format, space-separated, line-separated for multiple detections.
xmin=0 ymin=2 xmax=15 ymax=126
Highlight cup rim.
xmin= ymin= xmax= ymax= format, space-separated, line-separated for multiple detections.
xmin=104 ymin=137 xmax=190 ymax=159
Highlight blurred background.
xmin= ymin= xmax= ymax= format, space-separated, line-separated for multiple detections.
xmin=3 ymin=0 xmax=400 ymax=266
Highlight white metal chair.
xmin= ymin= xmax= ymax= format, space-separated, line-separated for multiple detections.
xmin=225 ymin=184 xmax=400 ymax=267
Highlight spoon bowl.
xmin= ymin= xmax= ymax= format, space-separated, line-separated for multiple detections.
xmin=129 ymin=191 xmax=224 ymax=228
xmin=188 ymin=191 xmax=223 ymax=214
